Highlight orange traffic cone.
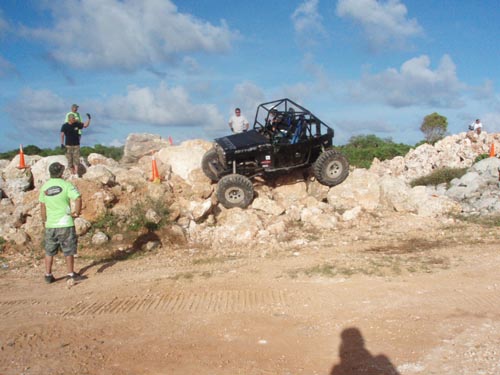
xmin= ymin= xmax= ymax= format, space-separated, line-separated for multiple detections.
xmin=168 ymin=136 xmax=173 ymax=145
xmin=17 ymin=144 xmax=27 ymax=169
xmin=489 ymin=143 xmax=495 ymax=157
xmin=150 ymin=154 xmax=160 ymax=183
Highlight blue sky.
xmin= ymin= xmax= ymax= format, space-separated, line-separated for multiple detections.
xmin=0 ymin=0 xmax=499 ymax=152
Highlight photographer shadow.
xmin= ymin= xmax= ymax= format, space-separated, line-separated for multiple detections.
xmin=330 ymin=327 xmax=400 ymax=375
xmin=79 ymin=231 xmax=161 ymax=275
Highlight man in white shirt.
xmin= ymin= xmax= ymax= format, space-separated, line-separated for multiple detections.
xmin=471 ymin=119 xmax=482 ymax=135
xmin=228 ymin=108 xmax=249 ymax=133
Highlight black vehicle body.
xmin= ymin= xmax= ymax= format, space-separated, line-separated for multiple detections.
xmin=203 ymin=98 xmax=349 ymax=208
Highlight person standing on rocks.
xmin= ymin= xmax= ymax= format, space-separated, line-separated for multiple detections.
xmin=470 ymin=119 xmax=483 ymax=135
xmin=39 ymin=162 xmax=82 ymax=284
xmin=65 ymin=103 xmax=83 ymax=141
xmin=61 ymin=113 xmax=91 ymax=175
xmin=228 ymin=107 xmax=249 ymax=133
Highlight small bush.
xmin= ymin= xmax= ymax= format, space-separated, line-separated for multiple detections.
xmin=0 ymin=236 xmax=5 ymax=252
xmin=127 ymin=198 xmax=169 ymax=232
xmin=474 ymin=153 xmax=489 ymax=163
xmin=410 ymin=167 xmax=468 ymax=187
xmin=93 ymin=212 xmax=121 ymax=236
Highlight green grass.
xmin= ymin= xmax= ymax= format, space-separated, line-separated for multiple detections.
xmin=0 ymin=237 xmax=5 ymax=253
xmin=410 ymin=167 xmax=468 ymax=188
xmin=455 ymin=213 xmax=500 ymax=227
xmin=192 ymin=255 xmax=238 ymax=265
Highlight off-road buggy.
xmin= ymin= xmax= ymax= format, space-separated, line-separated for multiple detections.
xmin=202 ymin=98 xmax=349 ymax=208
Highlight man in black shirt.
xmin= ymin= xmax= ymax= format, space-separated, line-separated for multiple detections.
xmin=60 ymin=114 xmax=91 ymax=175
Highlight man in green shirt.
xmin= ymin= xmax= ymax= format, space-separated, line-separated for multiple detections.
xmin=39 ymin=162 xmax=83 ymax=284
xmin=65 ymin=104 xmax=82 ymax=123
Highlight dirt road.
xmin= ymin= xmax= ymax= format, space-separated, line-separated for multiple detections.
xmin=1 ymin=214 xmax=500 ymax=374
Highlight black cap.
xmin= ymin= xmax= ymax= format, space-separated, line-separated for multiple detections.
xmin=49 ymin=162 xmax=65 ymax=177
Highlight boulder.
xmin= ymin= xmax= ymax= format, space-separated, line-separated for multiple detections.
xmin=92 ymin=231 xmax=109 ymax=246
xmin=87 ymin=153 xmax=119 ymax=167
xmin=82 ymin=165 xmax=116 ymax=186
xmin=156 ymin=140 xmax=211 ymax=181
xmin=31 ymin=155 xmax=69 ymax=188
xmin=378 ymin=175 xmax=414 ymax=212
xmin=211 ymin=208 xmax=263 ymax=244
xmin=121 ymin=133 xmax=170 ymax=164
xmin=327 ymin=169 xmax=381 ymax=211
xmin=251 ymin=197 xmax=285 ymax=216
xmin=273 ymin=180 xmax=308 ymax=207
xmin=74 ymin=217 xmax=92 ymax=236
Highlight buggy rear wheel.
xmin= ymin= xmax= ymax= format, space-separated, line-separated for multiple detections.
xmin=216 ymin=174 xmax=254 ymax=209
xmin=313 ymin=150 xmax=349 ymax=187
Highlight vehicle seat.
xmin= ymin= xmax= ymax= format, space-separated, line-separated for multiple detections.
xmin=290 ymin=117 xmax=305 ymax=144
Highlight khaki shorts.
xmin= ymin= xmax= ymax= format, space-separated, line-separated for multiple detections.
xmin=44 ymin=227 xmax=78 ymax=256
xmin=65 ymin=146 xmax=80 ymax=169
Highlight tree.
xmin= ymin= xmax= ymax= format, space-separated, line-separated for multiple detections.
xmin=420 ymin=112 xmax=448 ymax=144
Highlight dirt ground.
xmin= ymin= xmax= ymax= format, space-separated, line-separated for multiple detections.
xmin=1 ymin=213 xmax=500 ymax=375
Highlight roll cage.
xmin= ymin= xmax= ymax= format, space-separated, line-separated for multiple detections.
xmin=253 ymin=98 xmax=334 ymax=143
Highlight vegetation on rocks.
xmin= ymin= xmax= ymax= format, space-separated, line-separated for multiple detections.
xmin=0 ymin=144 xmax=124 ymax=161
xmin=337 ymin=134 xmax=412 ymax=169
xmin=410 ymin=167 xmax=468 ymax=188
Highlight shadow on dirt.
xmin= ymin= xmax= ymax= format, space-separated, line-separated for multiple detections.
xmin=330 ymin=327 xmax=401 ymax=375
xmin=79 ymin=231 xmax=161 ymax=275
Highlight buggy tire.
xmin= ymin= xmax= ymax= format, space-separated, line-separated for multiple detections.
xmin=313 ymin=150 xmax=349 ymax=187
xmin=216 ymin=174 xmax=254 ymax=209
xmin=202 ymin=148 xmax=221 ymax=181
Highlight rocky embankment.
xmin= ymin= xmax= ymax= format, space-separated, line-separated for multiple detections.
xmin=1 ymin=131 xmax=499 ymax=257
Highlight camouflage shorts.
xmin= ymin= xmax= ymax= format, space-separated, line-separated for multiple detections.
xmin=44 ymin=227 xmax=78 ymax=256
xmin=65 ymin=145 xmax=80 ymax=169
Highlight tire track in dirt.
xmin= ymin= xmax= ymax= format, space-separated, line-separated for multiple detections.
xmin=0 ymin=299 xmax=41 ymax=317
xmin=60 ymin=289 xmax=288 ymax=317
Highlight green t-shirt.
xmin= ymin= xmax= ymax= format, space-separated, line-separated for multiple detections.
xmin=65 ymin=111 xmax=82 ymax=122
xmin=39 ymin=178 xmax=81 ymax=228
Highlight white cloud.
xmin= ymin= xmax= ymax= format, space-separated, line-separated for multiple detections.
xmin=7 ymin=88 xmax=67 ymax=130
xmin=352 ymin=54 xmax=465 ymax=108
xmin=230 ymin=81 xmax=265 ymax=116
xmin=5 ymin=83 xmax=225 ymax=148
xmin=104 ymin=82 xmax=224 ymax=129
xmin=336 ymin=0 xmax=423 ymax=50
xmin=291 ymin=0 xmax=326 ymax=46
xmin=23 ymin=0 xmax=236 ymax=71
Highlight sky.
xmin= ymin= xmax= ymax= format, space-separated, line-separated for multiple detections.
xmin=0 ymin=0 xmax=499 ymax=152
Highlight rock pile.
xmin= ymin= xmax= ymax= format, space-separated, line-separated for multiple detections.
xmin=1 ymin=130 xmax=499 ymax=254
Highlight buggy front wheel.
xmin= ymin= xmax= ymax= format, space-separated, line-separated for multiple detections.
xmin=216 ymin=174 xmax=254 ymax=209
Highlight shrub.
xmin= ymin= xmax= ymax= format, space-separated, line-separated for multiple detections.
xmin=338 ymin=134 xmax=412 ymax=169
xmin=127 ymin=198 xmax=169 ymax=232
xmin=93 ymin=212 xmax=121 ymax=236
xmin=474 ymin=153 xmax=489 ymax=163
xmin=410 ymin=167 xmax=468 ymax=187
